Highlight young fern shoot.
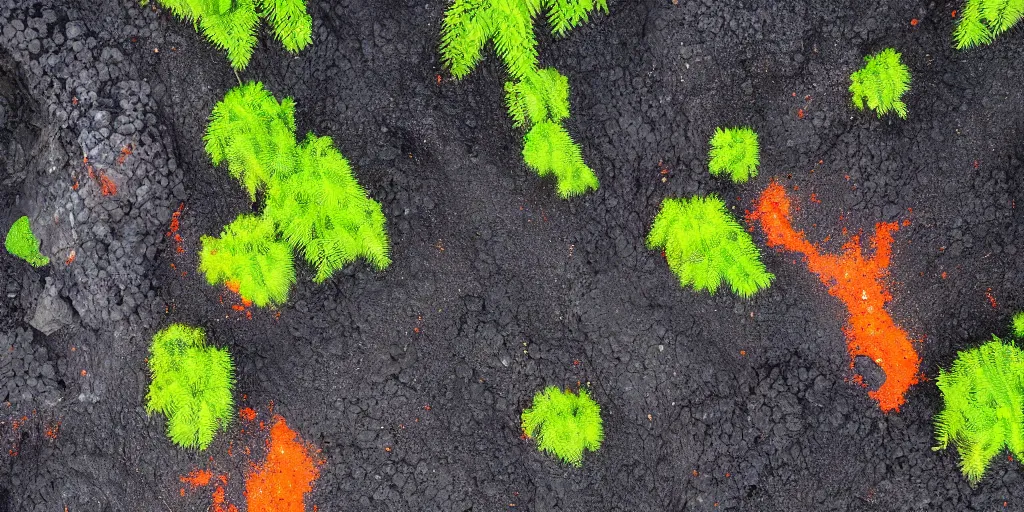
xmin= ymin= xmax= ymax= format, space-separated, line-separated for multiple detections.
xmin=148 ymin=0 xmax=312 ymax=70
xmin=199 ymin=214 xmax=296 ymax=307
xmin=146 ymin=323 xmax=234 ymax=450
xmin=954 ymin=0 xmax=1024 ymax=49
xmin=647 ymin=195 xmax=773 ymax=298
xmin=935 ymin=333 xmax=1024 ymax=484
xmin=708 ymin=126 xmax=760 ymax=183
xmin=522 ymin=386 xmax=603 ymax=466
xmin=441 ymin=1 xmax=606 ymax=199
xmin=849 ymin=48 xmax=911 ymax=119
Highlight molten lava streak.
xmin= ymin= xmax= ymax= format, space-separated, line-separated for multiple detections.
xmin=750 ymin=182 xmax=921 ymax=412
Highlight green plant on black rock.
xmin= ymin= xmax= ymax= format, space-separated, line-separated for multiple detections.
xmin=200 ymin=82 xmax=390 ymax=305
xmin=204 ymin=81 xmax=298 ymax=201
xmin=441 ymin=0 xmax=606 ymax=198
xmin=849 ymin=48 xmax=911 ymax=119
xmin=146 ymin=0 xmax=312 ymax=70
xmin=708 ymin=126 xmax=760 ymax=183
xmin=264 ymin=133 xmax=391 ymax=280
xmin=145 ymin=323 xmax=234 ymax=450
xmin=4 ymin=216 xmax=48 ymax=267
xmin=647 ymin=195 xmax=773 ymax=298
xmin=199 ymin=214 xmax=295 ymax=307
xmin=934 ymin=320 xmax=1024 ymax=484
xmin=521 ymin=386 xmax=603 ymax=466
xmin=506 ymin=68 xmax=598 ymax=197
xmin=440 ymin=0 xmax=607 ymax=80
xmin=954 ymin=0 xmax=1024 ymax=49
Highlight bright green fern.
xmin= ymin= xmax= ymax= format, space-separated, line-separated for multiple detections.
xmin=849 ymin=48 xmax=911 ymax=119
xmin=934 ymin=332 xmax=1024 ymax=484
xmin=1014 ymin=312 xmax=1024 ymax=338
xmin=506 ymin=68 xmax=598 ymax=197
xmin=145 ymin=323 xmax=234 ymax=450
xmin=708 ymin=126 xmax=760 ymax=183
xmin=441 ymin=1 xmax=605 ymax=199
xmin=264 ymin=134 xmax=391 ymax=282
xmin=199 ymin=214 xmax=295 ymax=307
xmin=440 ymin=0 xmax=607 ymax=80
xmin=954 ymin=0 xmax=1024 ymax=49
xmin=148 ymin=0 xmax=312 ymax=70
xmin=4 ymin=216 xmax=48 ymax=267
xmin=522 ymin=386 xmax=603 ymax=467
xmin=200 ymin=82 xmax=390 ymax=305
xmin=647 ymin=195 xmax=773 ymax=298
xmin=205 ymin=81 xmax=298 ymax=201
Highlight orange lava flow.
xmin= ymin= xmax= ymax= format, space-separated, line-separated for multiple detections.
xmin=245 ymin=415 xmax=322 ymax=512
xmin=180 ymin=469 xmax=214 ymax=487
xmin=750 ymin=182 xmax=921 ymax=412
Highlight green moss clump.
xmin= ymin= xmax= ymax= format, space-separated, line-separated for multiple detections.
xmin=522 ymin=386 xmax=603 ymax=466
xmin=145 ymin=323 xmax=234 ymax=450
xmin=849 ymin=48 xmax=911 ymax=119
xmin=708 ymin=126 xmax=760 ymax=183
xmin=647 ymin=195 xmax=773 ymax=298
xmin=4 ymin=216 xmax=48 ymax=267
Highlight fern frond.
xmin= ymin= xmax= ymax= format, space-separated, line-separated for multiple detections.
xmin=934 ymin=336 xmax=1024 ymax=483
xmin=505 ymin=67 xmax=571 ymax=128
xmin=258 ymin=0 xmax=313 ymax=53
xmin=1013 ymin=312 xmax=1024 ymax=339
xmin=708 ymin=126 xmax=760 ymax=183
xmin=205 ymin=82 xmax=299 ymax=200
xmin=440 ymin=0 xmax=495 ymax=79
xmin=4 ymin=216 xmax=49 ymax=267
xmin=199 ymin=215 xmax=296 ymax=306
xmin=522 ymin=386 xmax=603 ymax=466
xmin=491 ymin=0 xmax=540 ymax=80
xmin=647 ymin=195 xmax=773 ymax=297
xmin=197 ymin=0 xmax=260 ymax=70
xmin=849 ymin=48 xmax=911 ymax=119
xmin=544 ymin=0 xmax=607 ymax=36
xmin=522 ymin=121 xmax=598 ymax=198
xmin=146 ymin=324 xmax=234 ymax=450
xmin=264 ymin=134 xmax=391 ymax=282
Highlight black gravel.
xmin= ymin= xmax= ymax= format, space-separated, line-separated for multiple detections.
xmin=2 ymin=0 xmax=1024 ymax=510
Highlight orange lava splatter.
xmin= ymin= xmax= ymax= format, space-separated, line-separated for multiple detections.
xmin=750 ymin=181 xmax=921 ymax=412
xmin=180 ymin=469 xmax=214 ymax=487
xmin=910 ymin=18 xmax=919 ymax=26
xmin=986 ymin=288 xmax=998 ymax=309
xmin=245 ymin=415 xmax=323 ymax=512
xmin=239 ymin=408 xmax=257 ymax=422
xmin=44 ymin=421 xmax=60 ymax=440
xmin=97 ymin=173 xmax=117 ymax=196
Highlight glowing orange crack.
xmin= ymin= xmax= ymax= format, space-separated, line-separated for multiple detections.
xmin=750 ymin=182 xmax=921 ymax=412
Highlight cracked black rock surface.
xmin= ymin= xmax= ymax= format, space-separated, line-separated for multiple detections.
xmin=1 ymin=0 xmax=1024 ymax=510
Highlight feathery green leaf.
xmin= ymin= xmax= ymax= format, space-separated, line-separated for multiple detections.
xmin=145 ymin=323 xmax=234 ymax=450
xmin=522 ymin=386 xmax=603 ymax=466
xmin=934 ymin=335 xmax=1024 ymax=483
xmin=522 ymin=121 xmax=598 ymax=198
xmin=647 ymin=195 xmax=773 ymax=298
xmin=199 ymin=214 xmax=295 ymax=307
xmin=955 ymin=0 xmax=1024 ymax=48
xmin=264 ymin=134 xmax=391 ymax=282
xmin=440 ymin=0 xmax=605 ymax=79
xmin=708 ymin=126 xmax=760 ymax=183
xmin=849 ymin=48 xmax=911 ymax=119
xmin=4 ymin=216 xmax=49 ymax=267
xmin=149 ymin=0 xmax=312 ymax=70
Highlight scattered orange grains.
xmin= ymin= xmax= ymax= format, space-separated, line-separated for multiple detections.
xmin=245 ymin=415 xmax=323 ymax=512
xmin=239 ymin=408 xmax=257 ymax=422
xmin=180 ymin=469 xmax=214 ymax=488
xmin=750 ymin=182 xmax=921 ymax=412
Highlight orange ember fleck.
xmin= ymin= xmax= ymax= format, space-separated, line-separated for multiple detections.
xmin=239 ymin=408 xmax=257 ymax=422
xmin=986 ymin=288 xmax=998 ymax=309
xmin=180 ymin=469 xmax=214 ymax=487
xmin=225 ymin=281 xmax=241 ymax=294
xmin=98 ymin=174 xmax=117 ymax=196
xmin=750 ymin=182 xmax=921 ymax=412
xmin=245 ymin=415 xmax=323 ymax=512
xmin=910 ymin=18 xmax=919 ymax=26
